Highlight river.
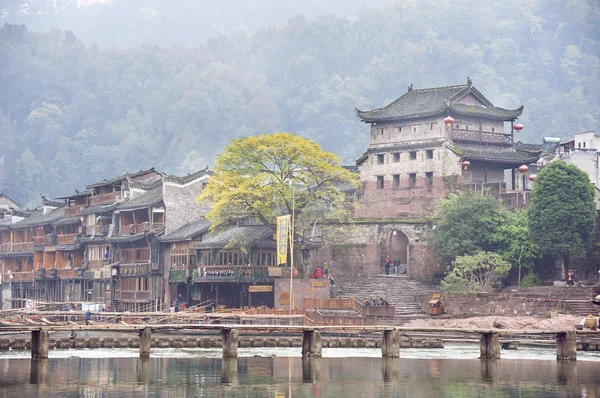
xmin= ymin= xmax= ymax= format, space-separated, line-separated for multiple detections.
xmin=0 ymin=344 xmax=599 ymax=397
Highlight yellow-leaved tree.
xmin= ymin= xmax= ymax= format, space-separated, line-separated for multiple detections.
xmin=197 ymin=132 xmax=360 ymax=243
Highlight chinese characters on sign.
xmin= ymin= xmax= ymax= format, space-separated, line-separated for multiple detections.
xmin=276 ymin=215 xmax=290 ymax=266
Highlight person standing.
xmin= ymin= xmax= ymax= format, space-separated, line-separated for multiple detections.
xmin=393 ymin=257 xmax=400 ymax=276
xmin=384 ymin=256 xmax=391 ymax=275
xmin=85 ymin=310 xmax=91 ymax=325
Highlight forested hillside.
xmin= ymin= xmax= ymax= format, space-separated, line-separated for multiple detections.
xmin=0 ymin=0 xmax=598 ymax=206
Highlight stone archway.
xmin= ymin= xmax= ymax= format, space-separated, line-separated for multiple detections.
xmin=379 ymin=229 xmax=409 ymax=272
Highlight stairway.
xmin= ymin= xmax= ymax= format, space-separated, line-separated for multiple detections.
xmin=565 ymin=300 xmax=599 ymax=316
xmin=333 ymin=265 xmax=439 ymax=319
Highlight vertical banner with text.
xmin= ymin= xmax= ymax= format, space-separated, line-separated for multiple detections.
xmin=276 ymin=215 xmax=291 ymax=266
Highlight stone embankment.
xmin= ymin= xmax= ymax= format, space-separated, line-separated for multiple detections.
xmin=0 ymin=335 xmax=443 ymax=351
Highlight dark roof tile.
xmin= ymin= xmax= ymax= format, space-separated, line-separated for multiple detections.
xmin=116 ymin=186 xmax=163 ymax=211
xmin=195 ymin=225 xmax=274 ymax=249
xmin=159 ymin=218 xmax=211 ymax=242
xmin=451 ymin=143 xmax=541 ymax=165
xmin=11 ymin=207 xmax=65 ymax=228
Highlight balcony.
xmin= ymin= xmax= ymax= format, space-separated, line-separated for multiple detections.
xmin=0 ymin=243 xmax=10 ymax=253
xmin=56 ymin=233 xmax=79 ymax=245
xmin=4 ymin=271 xmax=34 ymax=282
xmin=10 ymin=242 xmax=34 ymax=252
xmin=114 ymin=248 xmax=150 ymax=263
xmin=64 ymin=205 xmax=83 ymax=217
xmin=84 ymin=224 xmax=109 ymax=236
xmin=449 ymin=127 xmax=512 ymax=146
xmin=87 ymin=259 xmax=106 ymax=269
xmin=120 ymin=291 xmax=150 ymax=301
xmin=89 ymin=192 xmax=120 ymax=207
xmin=458 ymin=182 xmax=530 ymax=209
xmin=32 ymin=236 xmax=47 ymax=245
xmin=55 ymin=268 xmax=83 ymax=278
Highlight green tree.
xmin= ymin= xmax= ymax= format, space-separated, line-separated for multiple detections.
xmin=442 ymin=251 xmax=511 ymax=294
xmin=528 ymin=160 xmax=596 ymax=278
xmin=197 ymin=132 xmax=360 ymax=239
xmin=430 ymin=190 xmax=507 ymax=263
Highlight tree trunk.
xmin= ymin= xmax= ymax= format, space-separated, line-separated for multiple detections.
xmin=562 ymin=253 xmax=569 ymax=280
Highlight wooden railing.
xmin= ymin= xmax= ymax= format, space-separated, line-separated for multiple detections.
xmin=114 ymin=248 xmax=150 ymax=263
xmin=194 ymin=266 xmax=271 ymax=281
xmin=56 ymin=233 xmax=78 ymax=245
xmin=10 ymin=242 xmax=34 ymax=251
xmin=151 ymin=222 xmax=164 ymax=231
xmin=87 ymin=259 xmax=106 ymax=269
xmin=0 ymin=242 xmax=11 ymax=252
xmin=120 ymin=291 xmax=150 ymax=301
xmin=449 ymin=127 xmax=512 ymax=145
xmin=303 ymin=297 xmax=356 ymax=310
xmin=3 ymin=271 xmax=34 ymax=282
xmin=55 ymin=268 xmax=81 ymax=278
xmin=64 ymin=205 xmax=83 ymax=217
xmin=32 ymin=236 xmax=47 ymax=245
xmin=120 ymin=222 xmax=150 ymax=235
xmin=501 ymin=191 xmax=530 ymax=208
xmin=84 ymin=224 xmax=109 ymax=236
xmin=89 ymin=192 xmax=119 ymax=207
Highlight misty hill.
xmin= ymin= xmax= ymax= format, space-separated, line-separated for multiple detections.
xmin=0 ymin=0 xmax=598 ymax=206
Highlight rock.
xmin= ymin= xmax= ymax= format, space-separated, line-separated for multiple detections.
xmin=493 ymin=318 xmax=507 ymax=329
xmin=501 ymin=341 xmax=518 ymax=350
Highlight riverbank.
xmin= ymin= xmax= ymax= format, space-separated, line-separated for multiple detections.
xmin=401 ymin=314 xmax=592 ymax=330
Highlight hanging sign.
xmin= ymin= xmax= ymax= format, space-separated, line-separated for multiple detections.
xmin=276 ymin=215 xmax=291 ymax=265
xmin=249 ymin=285 xmax=273 ymax=293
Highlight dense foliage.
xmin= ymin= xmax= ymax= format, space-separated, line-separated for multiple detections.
xmin=0 ymin=0 xmax=599 ymax=205
xmin=528 ymin=160 xmax=596 ymax=275
xmin=442 ymin=252 xmax=511 ymax=294
xmin=198 ymin=133 xmax=359 ymax=237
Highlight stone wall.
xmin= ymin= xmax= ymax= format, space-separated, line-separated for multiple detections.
xmin=439 ymin=292 xmax=568 ymax=317
xmin=274 ymin=279 xmax=329 ymax=310
xmin=307 ymin=222 xmax=438 ymax=283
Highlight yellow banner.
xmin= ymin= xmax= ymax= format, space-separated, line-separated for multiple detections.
xmin=276 ymin=215 xmax=290 ymax=265
xmin=249 ymin=285 xmax=273 ymax=293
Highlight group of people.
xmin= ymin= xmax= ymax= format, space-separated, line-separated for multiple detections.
xmin=172 ymin=294 xmax=187 ymax=312
xmin=364 ymin=296 xmax=390 ymax=307
xmin=310 ymin=260 xmax=336 ymax=286
xmin=384 ymin=256 xmax=402 ymax=276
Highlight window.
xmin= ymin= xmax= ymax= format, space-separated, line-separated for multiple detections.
xmin=393 ymin=152 xmax=400 ymax=162
xmin=377 ymin=176 xmax=384 ymax=189
xmin=377 ymin=154 xmax=385 ymax=164
xmin=393 ymin=174 xmax=400 ymax=188
xmin=465 ymin=125 xmax=469 ymax=130
xmin=397 ymin=126 xmax=402 ymax=133
xmin=413 ymin=127 xmax=417 ymax=132
xmin=379 ymin=128 xmax=384 ymax=136
xmin=426 ymin=172 xmax=433 ymax=186
xmin=583 ymin=142 xmax=586 ymax=148
xmin=409 ymin=151 xmax=417 ymax=160
xmin=426 ymin=150 xmax=433 ymax=159
xmin=430 ymin=123 xmax=435 ymax=130
xmin=457 ymin=125 xmax=460 ymax=129
xmin=492 ymin=127 xmax=495 ymax=132
xmin=578 ymin=143 xmax=581 ymax=148
xmin=409 ymin=173 xmax=417 ymax=188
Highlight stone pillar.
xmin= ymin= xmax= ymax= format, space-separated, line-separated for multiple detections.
xmin=139 ymin=328 xmax=152 ymax=360
xmin=381 ymin=358 xmax=400 ymax=383
xmin=556 ymin=331 xmax=577 ymax=361
xmin=301 ymin=330 xmax=322 ymax=358
xmin=221 ymin=358 xmax=239 ymax=384
xmin=479 ymin=332 xmax=500 ymax=360
xmin=31 ymin=330 xmax=49 ymax=360
xmin=137 ymin=356 xmax=150 ymax=385
xmin=302 ymin=357 xmax=322 ymax=383
xmin=29 ymin=359 xmax=49 ymax=384
xmin=381 ymin=330 xmax=400 ymax=358
xmin=222 ymin=328 xmax=239 ymax=359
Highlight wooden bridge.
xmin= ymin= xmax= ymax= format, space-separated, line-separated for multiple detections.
xmin=1 ymin=323 xmax=597 ymax=361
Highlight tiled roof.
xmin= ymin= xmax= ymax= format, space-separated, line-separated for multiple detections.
xmin=367 ymin=138 xmax=446 ymax=154
xmin=195 ymin=225 xmax=275 ymax=249
xmin=116 ymin=186 xmax=163 ymax=211
xmin=107 ymin=233 xmax=148 ymax=244
xmin=77 ymin=236 xmax=107 ymax=244
xmin=55 ymin=190 xmax=92 ymax=200
xmin=11 ymin=207 xmax=65 ymax=228
xmin=515 ymin=142 xmax=542 ymax=152
xmin=163 ymin=168 xmax=212 ymax=185
xmin=356 ymin=84 xmax=522 ymax=122
xmin=80 ymin=203 xmax=118 ymax=216
xmin=53 ymin=216 xmax=81 ymax=227
xmin=86 ymin=168 xmax=156 ymax=189
xmin=0 ymin=250 xmax=33 ymax=258
xmin=56 ymin=243 xmax=80 ymax=251
xmin=159 ymin=218 xmax=211 ymax=242
xmin=450 ymin=143 xmax=542 ymax=165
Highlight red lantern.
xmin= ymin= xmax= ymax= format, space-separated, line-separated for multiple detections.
xmin=444 ymin=116 xmax=455 ymax=125
xmin=528 ymin=174 xmax=536 ymax=182
xmin=461 ymin=160 xmax=470 ymax=170
xmin=513 ymin=123 xmax=524 ymax=131
xmin=518 ymin=164 xmax=528 ymax=174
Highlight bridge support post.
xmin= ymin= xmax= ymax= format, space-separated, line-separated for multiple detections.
xmin=302 ymin=330 xmax=322 ymax=358
xmin=31 ymin=330 xmax=49 ymax=360
xmin=222 ymin=328 xmax=239 ymax=359
xmin=139 ymin=328 xmax=152 ymax=360
xmin=556 ymin=331 xmax=577 ymax=361
xmin=479 ymin=332 xmax=500 ymax=360
xmin=381 ymin=330 xmax=400 ymax=358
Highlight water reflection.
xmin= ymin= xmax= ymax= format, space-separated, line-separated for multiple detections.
xmin=0 ymin=354 xmax=599 ymax=397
